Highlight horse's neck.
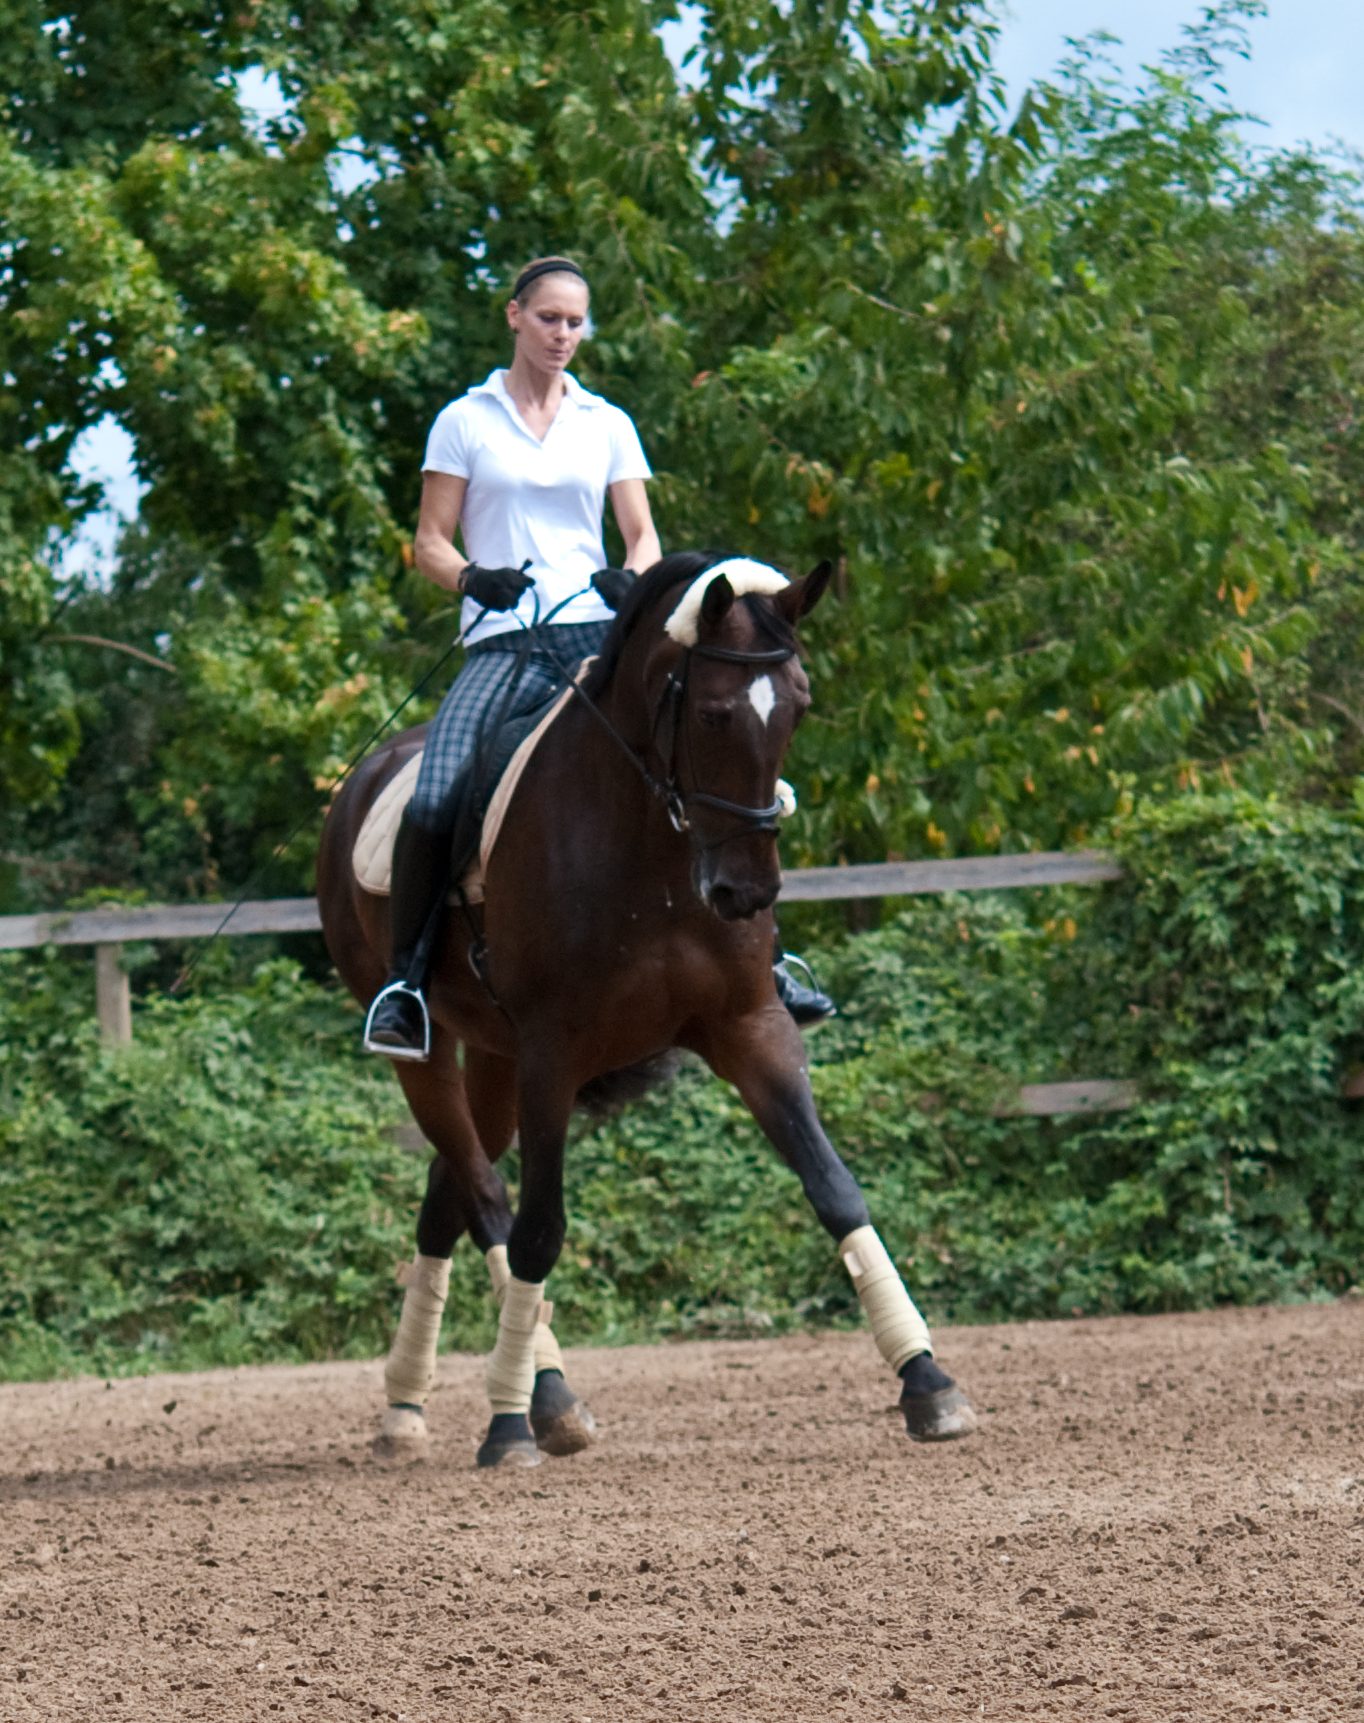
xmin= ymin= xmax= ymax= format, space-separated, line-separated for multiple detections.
xmin=541 ymin=681 xmax=682 ymax=868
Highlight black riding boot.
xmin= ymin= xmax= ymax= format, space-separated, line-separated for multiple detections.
xmin=772 ymin=927 xmax=836 ymax=1029
xmin=363 ymin=811 xmax=451 ymax=1061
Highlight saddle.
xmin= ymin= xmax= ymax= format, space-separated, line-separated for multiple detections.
xmin=352 ymin=674 xmax=578 ymax=906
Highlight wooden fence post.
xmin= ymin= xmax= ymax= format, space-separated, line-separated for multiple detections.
xmin=95 ymin=943 xmax=132 ymax=1047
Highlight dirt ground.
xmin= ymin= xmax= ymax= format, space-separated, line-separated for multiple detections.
xmin=2 ymin=1302 xmax=1362 ymax=1723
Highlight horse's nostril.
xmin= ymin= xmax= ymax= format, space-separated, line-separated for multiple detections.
xmin=706 ymin=878 xmax=777 ymax=922
xmin=708 ymin=883 xmax=739 ymax=919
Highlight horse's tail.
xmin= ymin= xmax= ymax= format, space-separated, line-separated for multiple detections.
xmin=574 ymin=1049 xmax=685 ymax=1118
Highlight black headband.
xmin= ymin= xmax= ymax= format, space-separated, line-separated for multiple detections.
xmin=512 ymin=259 xmax=587 ymax=300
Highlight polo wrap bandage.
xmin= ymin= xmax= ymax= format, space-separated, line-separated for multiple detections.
xmin=384 ymin=1253 xmax=452 ymax=1408
xmin=487 ymin=1244 xmax=565 ymax=1376
xmin=533 ymin=1309 xmax=564 ymax=1376
xmin=839 ymin=1226 xmax=932 ymax=1373
xmin=485 ymin=1275 xmax=548 ymax=1415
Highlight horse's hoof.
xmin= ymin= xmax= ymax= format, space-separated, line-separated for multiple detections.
xmin=476 ymin=1438 xmax=544 ymax=1469
xmin=475 ymin=1412 xmax=545 ymax=1470
xmin=371 ymin=1404 xmax=429 ymax=1464
xmin=900 ymin=1384 xmax=979 ymax=1443
xmin=530 ymin=1370 xmax=599 ymax=1458
xmin=531 ymin=1401 xmax=598 ymax=1457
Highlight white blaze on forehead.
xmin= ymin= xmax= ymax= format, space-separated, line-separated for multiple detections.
xmin=665 ymin=557 xmax=789 ymax=646
xmin=748 ymin=674 xmax=776 ymax=726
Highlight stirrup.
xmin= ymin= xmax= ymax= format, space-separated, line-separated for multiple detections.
xmin=774 ymin=950 xmax=837 ymax=1029
xmin=363 ymin=980 xmax=431 ymax=1062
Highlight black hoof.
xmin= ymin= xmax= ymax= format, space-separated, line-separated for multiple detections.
xmin=530 ymin=1369 xmax=598 ymax=1458
xmin=898 ymin=1353 xmax=978 ymax=1442
xmin=475 ymin=1411 xmax=543 ymax=1469
xmin=900 ymin=1384 xmax=979 ymax=1442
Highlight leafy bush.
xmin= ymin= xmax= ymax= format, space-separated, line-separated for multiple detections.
xmin=0 ymin=960 xmax=421 ymax=1379
xmin=3 ymin=791 xmax=1361 ymax=1383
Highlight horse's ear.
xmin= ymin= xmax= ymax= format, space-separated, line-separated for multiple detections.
xmin=700 ymin=571 xmax=735 ymax=630
xmin=776 ymin=559 xmax=835 ymax=626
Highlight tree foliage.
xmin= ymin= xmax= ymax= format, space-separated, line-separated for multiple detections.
xmin=2 ymin=0 xmax=1363 ymax=907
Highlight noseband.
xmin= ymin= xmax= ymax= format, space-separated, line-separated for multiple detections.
xmin=650 ymin=639 xmax=797 ymax=850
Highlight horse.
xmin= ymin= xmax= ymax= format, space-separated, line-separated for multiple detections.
xmin=316 ymin=549 xmax=978 ymax=1467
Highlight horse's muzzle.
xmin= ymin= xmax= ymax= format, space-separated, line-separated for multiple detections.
xmin=698 ymin=864 xmax=780 ymax=922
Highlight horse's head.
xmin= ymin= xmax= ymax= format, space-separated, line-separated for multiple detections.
xmin=641 ymin=557 xmax=834 ymax=920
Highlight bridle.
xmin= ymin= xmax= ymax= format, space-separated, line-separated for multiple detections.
xmin=549 ymin=622 xmax=798 ymax=852
xmin=647 ymin=637 xmax=797 ymax=850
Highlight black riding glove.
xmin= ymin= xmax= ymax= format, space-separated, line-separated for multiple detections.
xmin=462 ymin=560 xmax=534 ymax=611
xmin=591 ymin=566 xmax=637 ymax=612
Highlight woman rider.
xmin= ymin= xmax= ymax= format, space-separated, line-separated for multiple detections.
xmin=364 ymin=255 xmax=833 ymax=1059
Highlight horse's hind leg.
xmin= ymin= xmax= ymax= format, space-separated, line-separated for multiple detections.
xmin=699 ymin=1011 xmax=978 ymax=1445
xmin=376 ymin=1042 xmax=593 ymax=1464
xmin=464 ymin=1046 xmax=598 ymax=1463
xmin=373 ymin=1042 xmax=513 ymax=1462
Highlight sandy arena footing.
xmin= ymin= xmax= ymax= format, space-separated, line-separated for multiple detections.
xmin=2 ymin=1301 xmax=1362 ymax=1721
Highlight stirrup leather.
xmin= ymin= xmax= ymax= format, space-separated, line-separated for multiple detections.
xmin=363 ymin=980 xmax=431 ymax=1061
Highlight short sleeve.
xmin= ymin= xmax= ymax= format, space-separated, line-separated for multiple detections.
xmin=606 ymin=408 xmax=652 ymax=484
xmin=423 ymin=401 xmax=474 ymax=478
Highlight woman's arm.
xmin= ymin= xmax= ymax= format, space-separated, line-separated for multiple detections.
xmin=608 ymin=478 xmax=661 ymax=574
xmin=413 ymin=472 xmax=470 ymax=593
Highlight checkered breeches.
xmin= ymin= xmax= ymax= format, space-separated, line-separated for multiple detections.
xmin=408 ymin=620 xmax=610 ymax=828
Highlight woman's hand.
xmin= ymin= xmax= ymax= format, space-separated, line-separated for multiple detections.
xmin=462 ymin=560 xmax=534 ymax=611
xmin=590 ymin=566 xmax=636 ymax=612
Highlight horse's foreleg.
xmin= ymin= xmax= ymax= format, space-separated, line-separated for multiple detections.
xmin=466 ymin=1046 xmax=597 ymax=1458
xmin=475 ymin=1051 xmax=579 ymax=1469
xmin=701 ymin=1011 xmax=978 ymax=1444
xmin=484 ymin=1242 xmax=597 ymax=1454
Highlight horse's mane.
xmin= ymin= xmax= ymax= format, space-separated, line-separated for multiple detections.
xmin=581 ymin=549 xmax=799 ymax=701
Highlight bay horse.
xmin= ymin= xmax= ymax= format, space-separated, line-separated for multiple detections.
xmin=316 ymin=550 xmax=977 ymax=1467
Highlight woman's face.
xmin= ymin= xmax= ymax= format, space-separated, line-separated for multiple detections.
xmin=507 ymin=275 xmax=591 ymax=375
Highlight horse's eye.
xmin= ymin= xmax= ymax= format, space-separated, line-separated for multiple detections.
xmin=697 ymin=705 xmax=733 ymax=730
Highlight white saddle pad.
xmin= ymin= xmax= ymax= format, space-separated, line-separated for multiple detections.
xmin=352 ymin=677 xmax=578 ymax=906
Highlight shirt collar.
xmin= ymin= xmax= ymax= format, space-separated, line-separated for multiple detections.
xmin=472 ymin=368 xmax=603 ymax=411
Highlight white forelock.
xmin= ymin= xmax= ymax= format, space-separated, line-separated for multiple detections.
xmin=664 ymin=557 xmax=790 ymax=646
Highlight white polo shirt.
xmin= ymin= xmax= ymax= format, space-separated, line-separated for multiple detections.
xmin=422 ymin=368 xmax=652 ymax=642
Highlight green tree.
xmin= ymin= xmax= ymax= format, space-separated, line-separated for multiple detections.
xmin=672 ymin=2 xmax=1363 ymax=863
xmin=4 ymin=0 xmax=1363 ymax=912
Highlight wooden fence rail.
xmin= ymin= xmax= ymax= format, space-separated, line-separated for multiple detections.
xmin=0 ymin=851 xmax=1133 ymax=1116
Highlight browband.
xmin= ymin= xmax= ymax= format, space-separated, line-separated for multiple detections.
xmin=512 ymin=259 xmax=587 ymax=299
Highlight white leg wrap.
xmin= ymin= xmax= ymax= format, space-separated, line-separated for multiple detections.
xmin=533 ymin=1317 xmax=564 ymax=1376
xmin=383 ymin=1253 xmax=452 ymax=1408
xmin=484 ymin=1276 xmax=546 ymax=1415
xmin=839 ymin=1226 xmax=932 ymax=1374
xmin=487 ymin=1244 xmax=564 ymax=1376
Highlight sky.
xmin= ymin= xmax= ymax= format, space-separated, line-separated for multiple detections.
xmin=66 ymin=1 xmax=1363 ymax=570
xmin=992 ymin=0 xmax=1362 ymax=155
